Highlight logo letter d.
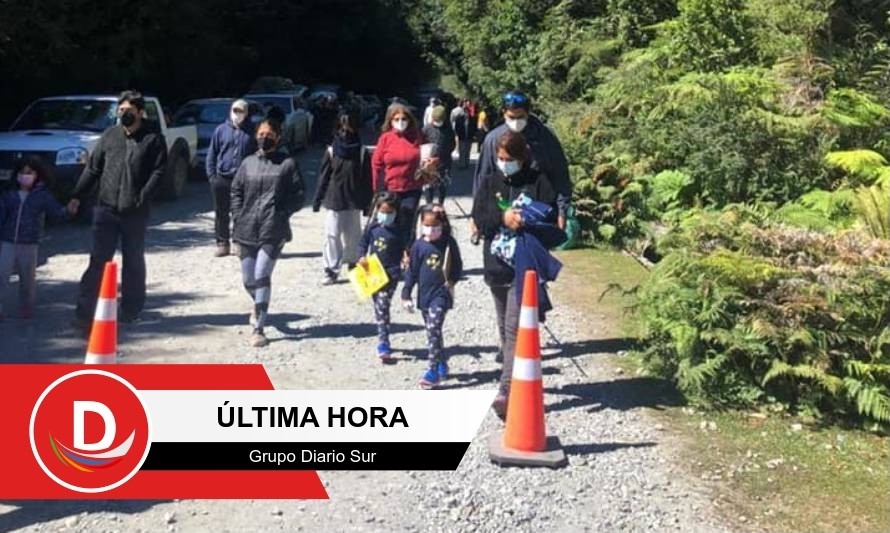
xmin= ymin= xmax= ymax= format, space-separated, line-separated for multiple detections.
xmin=73 ymin=401 xmax=116 ymax=451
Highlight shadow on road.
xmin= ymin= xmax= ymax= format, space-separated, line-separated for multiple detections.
xmin=545 ymin=377 xmax=686 ymax=413
xmin=0 ymin=500 xmax=171 ymax=533
xmin=562 ymin=441 xmax=657 ymax=456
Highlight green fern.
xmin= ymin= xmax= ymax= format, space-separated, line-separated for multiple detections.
xmin=824 ymin=149 xmax=889 ymax=185
xmin=821 ymin=88 xmax=890 ymax=128
xmin=762 ymin=360 xmax=843 ymax=395
xmin=677 ymin=352 xmax=728 ymax=394
xmin=854 ymin=182 xmax=890 ymax=239
xmin=844 ymin=378 xmax=890 ymax=423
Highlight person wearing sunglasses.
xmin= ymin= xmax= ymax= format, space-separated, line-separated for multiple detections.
xmin=471 ymin=90 xmax=571 ymax=232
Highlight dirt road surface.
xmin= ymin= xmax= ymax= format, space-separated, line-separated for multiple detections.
xmin=0 ymin=146 xmax=727 ymax=533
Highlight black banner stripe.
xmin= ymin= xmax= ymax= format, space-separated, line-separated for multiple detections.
xmin=141 ymin=442 xmax=471 ymax=470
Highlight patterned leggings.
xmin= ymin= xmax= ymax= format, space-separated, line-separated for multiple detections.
xmin=372 ymin=283 xmax=397 ymax=343
xmin=422 ymin=303 xmax=448 ymax=364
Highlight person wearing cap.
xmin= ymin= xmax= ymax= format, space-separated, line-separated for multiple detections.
xmin=472 ymin=90 xmax=571 ymax=230
xmin=67 ymin=90 xmax=167 ymax=329
xmin=421 ymin=105 xmax=455 ymax=205
xmin=205 ymin=99 xmax=257 ymax=257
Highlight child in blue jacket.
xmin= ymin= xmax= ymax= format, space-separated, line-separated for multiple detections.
xmin=0 ymin=156 xmax=74 ymax=319
xmin=401 ymin=203 xmax=463 ymax=388
xmin=357 ymin=192 xmax=404 ymax=363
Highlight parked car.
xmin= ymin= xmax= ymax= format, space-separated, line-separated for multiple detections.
xmin=247 ymin=76 xmax=308 ymax=98
xmin=0 ymin=95 xmax=198 ymax=213
xmin=243 ymin=93 xmax=314 ymax=153
xmin=171 ymin=97 xmax=263 ymax=179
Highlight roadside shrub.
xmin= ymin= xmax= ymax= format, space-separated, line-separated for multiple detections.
xmin=634 ymin=205 xmax=890 ymax=426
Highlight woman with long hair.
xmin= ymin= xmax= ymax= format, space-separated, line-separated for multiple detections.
xmin=312 ymin=111 xmax=373 ymax=285
xmin=371 ymin=103 xmax=434 ymax=251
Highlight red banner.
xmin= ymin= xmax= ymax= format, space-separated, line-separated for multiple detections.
xmin=0 ymin=364 xmax=328 ymax=500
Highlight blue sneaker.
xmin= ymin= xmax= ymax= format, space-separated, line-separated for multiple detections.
xmin=377 ymin=342 xmax=395 ymax=364
xmin=437 ymin=360 xmax=449 ymax=380
xmin=419 ymin=366 xmax=441 ymax=389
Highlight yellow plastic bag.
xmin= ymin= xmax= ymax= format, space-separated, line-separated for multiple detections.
xmin=348 ymin=253 xmax=390 ymax=300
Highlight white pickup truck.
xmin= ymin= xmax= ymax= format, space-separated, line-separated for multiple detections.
xmin=0 ymin=95 xmax=198 ymax=206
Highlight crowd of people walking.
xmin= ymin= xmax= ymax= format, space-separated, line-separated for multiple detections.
xmin=0 ymin=87 xmax=572 ymax=417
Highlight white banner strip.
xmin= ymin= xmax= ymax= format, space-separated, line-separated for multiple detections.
xmin=140 ymin=390 xmax=498 ymax=443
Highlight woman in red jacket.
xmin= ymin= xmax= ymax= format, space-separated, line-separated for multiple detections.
xmin=371 ymin=103 xmax=432 ymax=249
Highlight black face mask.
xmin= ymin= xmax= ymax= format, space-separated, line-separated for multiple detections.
xmin=120 ymin=110 xmax=136 ymax=127
xmin=258 ymin=136 xmax=276 ymax=152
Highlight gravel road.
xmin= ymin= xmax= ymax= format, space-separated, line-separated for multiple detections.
xmin=0 ymin=146 xmax=729 ymax=533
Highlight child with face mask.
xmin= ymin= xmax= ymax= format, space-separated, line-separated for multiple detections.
xmin=357 ymin=193 xmax=404 ymax=362
xmin=401 ymin=204 xmax=463 ymax=388
xmin=0 ymin=157 xmax=75 ymax=320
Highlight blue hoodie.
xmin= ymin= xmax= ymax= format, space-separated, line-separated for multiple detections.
xmin=401 ymin=235 xmax=463 ymax=311
xmin=358 ymin=220 xmax=404 ymax=284
xmin=205 ymin=119 xmax=257 ymax=179
xmin=0 ymin=183 xmax=70 ymax=244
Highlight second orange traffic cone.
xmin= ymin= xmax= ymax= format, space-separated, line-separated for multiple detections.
xmin=488 ymin=269 xmax=566 ymax=468
xmin=84 ymin=261 xmax=118 ymax=364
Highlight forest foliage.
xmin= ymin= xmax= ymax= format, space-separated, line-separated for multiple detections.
xmin=398 ymin=0 xmax=890 ymax=426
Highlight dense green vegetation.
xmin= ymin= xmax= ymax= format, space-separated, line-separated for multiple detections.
xmin=400 ymin=0 xmax=890 ymax=426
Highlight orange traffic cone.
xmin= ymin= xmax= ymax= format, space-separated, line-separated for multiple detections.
xmin=84 ymin=261 xmax=118 ymax=364
xmin=489 ymin=270 xmax=566 ymax=468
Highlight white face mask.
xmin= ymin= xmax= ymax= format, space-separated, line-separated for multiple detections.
xmin=433 ymin=121 xmax=443 ymax=128
xmin=392 ymin=118 xmax=409 ymax=132
xmin=422 ymin=225 xmax=443 ymax=241
xmin=231 ymin=110 xmax=246 ymax=126
xmin=505 ymin=117 xmax=528 ymax=133
xmin=497 ymin=159 xmax=522 ymax=176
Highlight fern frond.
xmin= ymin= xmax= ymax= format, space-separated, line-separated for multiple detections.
xmin=844 ymin=378 xmax=890 ymax=422
xmin=763 ymin=360 xmax=843 ymax=395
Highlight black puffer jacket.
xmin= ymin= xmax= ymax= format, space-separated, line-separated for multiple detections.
xmin=231 ymin=149 xmax=305 ymax=247
xmin=471 ymin=163 xmax=557 ymax=287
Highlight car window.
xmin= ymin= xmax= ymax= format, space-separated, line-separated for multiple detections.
xmin=249 ymin=96 xmax=293 ymax=114
xmin=10 ymin=99 xmax=117 ymax=132
xmin=172 ymin=104 xmax=201 ymax=126
xmin=198 ymin=103 xmax=231 ymax=124
xmin=144 ymin=101 xmax=160 ymax=123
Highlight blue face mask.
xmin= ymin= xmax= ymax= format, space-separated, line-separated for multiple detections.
xmin=377 ymin=211 xmax=396 ymax=226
